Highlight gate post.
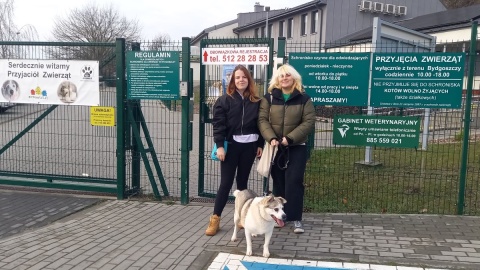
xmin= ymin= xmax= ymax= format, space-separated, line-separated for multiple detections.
xmin=457 ymin=21 xmax=478 ymax=215
xmin=277 ymin=37 xmax=286 ymax=66
xmin=130 ymin=42 xmax=142 ymax=192
xmin=116 ymin=38 xmax=127 ymax=200
xmin=181 ymin=37 xmax=192 ymax=205
xmin=267 ymin=37 xmax=274 ymax=88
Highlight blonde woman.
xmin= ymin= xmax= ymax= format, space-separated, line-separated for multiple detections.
xmin=258 ymin=64 xmax=315 ymax=234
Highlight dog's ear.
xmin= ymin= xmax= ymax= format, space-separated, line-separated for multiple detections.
xmin=277 ymin=196 xmax=287 ymax=204
xmin=262 ymin=194 xmax=275 ymax=204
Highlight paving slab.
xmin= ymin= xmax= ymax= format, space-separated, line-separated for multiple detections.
xmin=0 ymin=197 xmax=479 ymax=270
xmin=0 ymin=189 xmax=104 ymax=239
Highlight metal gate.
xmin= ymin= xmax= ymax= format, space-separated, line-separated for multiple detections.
xmin=0 ymin=40 xmax=119 ymax=194
xmin=120 ymin=39 xmax=192 ymax=203
xmin=197 ymin=37 xmax=274 ymax=198
xmin=0 ymin=38 xmax=192 ymax=202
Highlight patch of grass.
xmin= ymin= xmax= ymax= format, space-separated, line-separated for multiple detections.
xmin=304 ymin=142 xmax=480 ymax=215
xmin=454 ymin=130 xmax=464 ymax=141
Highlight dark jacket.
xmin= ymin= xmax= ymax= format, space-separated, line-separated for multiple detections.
xmin=212 ymin=91 xmax=264 ymax=149
xmin=258 ymin=88 xmax=316 ymax=145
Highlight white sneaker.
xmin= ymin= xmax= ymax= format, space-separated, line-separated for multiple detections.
xmin=293 ymin=220 xmax=304 ymax=234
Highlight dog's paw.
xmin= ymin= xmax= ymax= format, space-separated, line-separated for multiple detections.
xmin=231 ymin=236 xmax=237 ymax=242
xmin=263 ymin=251 xmax=270 ymax=258
xmin=252 ymin=234 xmax=257 ymax=237
xmin=246 ymin=249 xmax=252 ymax=256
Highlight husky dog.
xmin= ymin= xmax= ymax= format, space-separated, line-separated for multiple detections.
xmin=1 ymin=80 xmax=20 ymax=101
xmin=231 ymin=189 xmax=287 ymax=258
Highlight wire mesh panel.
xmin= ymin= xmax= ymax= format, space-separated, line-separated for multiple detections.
xmin=198 ymin=38 xmax=273 ymax=199
xmin=286 ymin=32 xmax=480 ymax=215
xmin=123 ymin=40 xmax=183 ymax=199
xmin=462 ymin=24 xmax=480 ymax=215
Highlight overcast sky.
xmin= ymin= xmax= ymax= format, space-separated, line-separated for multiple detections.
xmin=13 ymin=0 xmax=310 ymax=41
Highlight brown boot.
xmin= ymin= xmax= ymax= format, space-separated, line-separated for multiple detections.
xmin=205 ymin=214 xmax=220 ymax=236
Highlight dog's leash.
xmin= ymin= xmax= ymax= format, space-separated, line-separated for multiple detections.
xmin=263 ymin=145 xmax=276 ymax=196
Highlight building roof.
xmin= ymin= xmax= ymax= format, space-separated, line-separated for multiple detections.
xmin=234 ymin=0 xmax=324 ymax=33
xmin=334 ymin=4 xmax=480 ymax=44
xmin=191 ymin=0 xmax=324 ymax=44
xmin=191 ymin=18 xmax=238 ymax=44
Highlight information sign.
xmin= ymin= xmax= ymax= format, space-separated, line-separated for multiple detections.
xmin=371 ymin=53 xmax=465 ymax=108
xmin=201 ymin=47 xmax=269 ymax=65
xmin=90 ymin=106 xmax=115 ymax=126
xmin=127 ymin=51 xmax=180 ymax=100
xmin=289 ymin=53 xmax=370 ymax=106
xmin=333 ymin=115 xmax=420 ymax=148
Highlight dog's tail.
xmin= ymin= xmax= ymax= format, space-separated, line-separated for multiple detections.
xmin=233 ymin=190 xmax=240 ymax=197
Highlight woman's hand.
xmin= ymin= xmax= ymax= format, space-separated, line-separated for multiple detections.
xmin=270 ymin=139 xmax=279 ymax=146
xmin=281 ymin=137 xmax=289 ymax=146
xmin=216 ymin=147 xmax=226 ymax=161
xmin=256 ymin=147 xmax=263 ymax=158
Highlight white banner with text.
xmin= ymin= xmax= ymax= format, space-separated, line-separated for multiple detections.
xmin=0 ymin=59 xmax=100 ymax=106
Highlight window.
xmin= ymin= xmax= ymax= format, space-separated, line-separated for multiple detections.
xmin=287 ymin=18 xmax=293 ymax=38
xmin=311 ymin=11 xmax=318 ymax=33
xmin=261 ymin=26 xmax=266 ymax=37
xmin=301 ymin=14 xmax=307 ymax=36
xmin=254 ymin=28 xmax=259 ymax=38
xmin=267 ymin=24 xmax=273 ymax=38
xmin=279 ymin=21 xmax=284 ymax=37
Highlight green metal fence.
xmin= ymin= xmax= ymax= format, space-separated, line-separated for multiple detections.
xmin=0 ymin=40 xmax=118 ymax=193
xmin=2 ymin=23 xmax=480 ymax=216
xmin=0 ymin=38 xmax=190 ymax=201
xmin=284 ymin=22 xmax=480 ymax=215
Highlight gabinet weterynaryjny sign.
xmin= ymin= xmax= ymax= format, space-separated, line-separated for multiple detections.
xmin=0 ymin=60 xmax=99 ymax=106
xmin=333 ymin=115 xmax=420 ymax=148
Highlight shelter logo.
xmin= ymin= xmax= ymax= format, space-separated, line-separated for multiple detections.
xmin=81 ymin=65 xmax=93 ymax=80
xmin=29 ymin=86 xmax=48 ymax=100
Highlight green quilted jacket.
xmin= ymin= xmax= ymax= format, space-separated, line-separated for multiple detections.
xmin=258 ymin=88 xmax=316 ymax=145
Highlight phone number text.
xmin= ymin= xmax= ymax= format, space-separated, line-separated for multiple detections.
xmin=221 ymin=55 xmax=268 ymax=62
xmin=366 ymin=138 xmax=402 ymax=144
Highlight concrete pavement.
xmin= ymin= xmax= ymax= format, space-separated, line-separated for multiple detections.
xmin=1 ymin=191 xmax=480 ymax=270
xmin=0 ymin=190 xmax=103 ymax=239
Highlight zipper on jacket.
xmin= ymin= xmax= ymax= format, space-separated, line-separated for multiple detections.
xmin=281 ymin=97 xmax=287 ymax=138
xmin=241 ymin=98 xmax=245 ymax=135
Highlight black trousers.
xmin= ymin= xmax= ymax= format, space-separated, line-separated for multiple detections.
xmin=271 ymin=145 xmax=307 ymax=221
xmin=213 ymin=140 xmax=257 ymax=216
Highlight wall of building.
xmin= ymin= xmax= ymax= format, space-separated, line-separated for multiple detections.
xmin=323 ymin=0 xmax=446 ymax=43
xmin=206 ymin=23 xmax=239 ymax=39
xmin=233 ymin=0 xmax=446 ymax=52
xmin=191 ymin=22 xmax=239 ymax=47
